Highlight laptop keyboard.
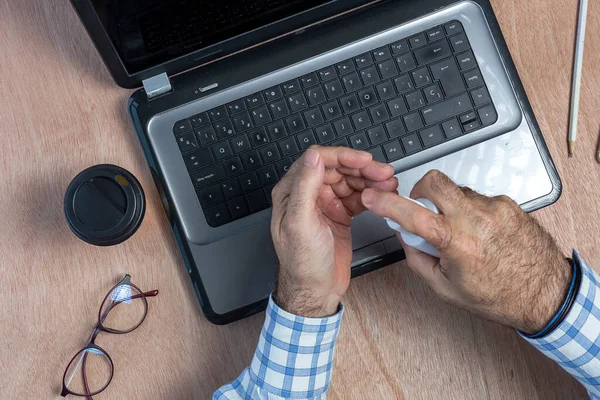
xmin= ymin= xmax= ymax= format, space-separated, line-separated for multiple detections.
xmin=172 ymin=21 xmax=498 ymax=228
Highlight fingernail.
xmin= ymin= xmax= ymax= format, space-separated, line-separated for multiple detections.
xmin=362 ymin=189 xmax=376 ymax=207
xmin=304 ymin=149 xmax=319 ymax=168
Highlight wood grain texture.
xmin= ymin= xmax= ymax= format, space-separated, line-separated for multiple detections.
xmin=0 ymin=0 xmax=598 ymax=399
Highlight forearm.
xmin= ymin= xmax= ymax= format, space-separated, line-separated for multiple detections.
xmin=213 ymin=295 xmax=344 ymax=400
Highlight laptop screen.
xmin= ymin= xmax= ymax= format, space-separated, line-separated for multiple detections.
xmin=90 ymin=0 xmax=334 ymax=74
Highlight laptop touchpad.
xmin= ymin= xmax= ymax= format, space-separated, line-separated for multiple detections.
xmin=351 ymin=211 xmax=394 ymax=251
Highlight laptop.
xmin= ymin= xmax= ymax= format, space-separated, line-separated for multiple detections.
xmin=71 ymin=0 xmax=561 ymax=324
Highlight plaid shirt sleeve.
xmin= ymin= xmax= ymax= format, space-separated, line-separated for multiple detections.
xmin=213 ymin=295 xmax=344 ymax=400
xmin=522 ymin=251 xmax=600 ymax=399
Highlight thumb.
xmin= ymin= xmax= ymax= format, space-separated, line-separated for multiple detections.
xmin=288 ymin=148 xmax=325 ymax=217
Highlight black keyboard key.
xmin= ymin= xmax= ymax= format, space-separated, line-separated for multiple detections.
xmin=421 ymin=93 xmax=472 ymax=125
xmin=208 ymin=106 xmax=228 ymax=121
xmin=369 ymin=104 xmax=390 ymax=124
xmin=367 ymin=146 xmax=387 ymax=163
xmin=212 ymin=141 xmax=233 ymax=161
xmin=269 ymin=99 xmax=290 ymax=120
xmin=409 ymin=33 xmax=427 ymax=48
xmin=240 ymin=172 xmax=260 ymax=193
xmin=385 ymin=118 xmax=406 ymax=138
xmin=174 ymin=119 xmax=192 ymax=135
xmin=245 ymin=93 xmax=265 ymax=108
xmin=444 ymin=21 xmax=463 ymax=36
xmin=204 ymin=203 xmax=231 ymax=227
xmin=372 ymin=46 xmax=392 ymax=62
xmin=230 ymin=134 xmax=251 ymax=154
xmin=419 ymin=126 xmax=445 ymax=148
xmin=221 ymin=179 xmax=243 ymax=199
xmin=424 ymin=83 xmax=444 ymax=104
xmin=250 ymin=106 xmax=272 ymax=126
xmin=449 ymin=33 xmax=470 ymax=53
xmin=426 ymin=27 xmax=444 ymax=42
xmin=377 ymin=59 xmax=399 ymax=80
xmin=349 ymin=132 xmax=370 ymax=150
xmin=457 ymin=51 xmax=477 ymax=71
xmin=354 ymin=52 xmax=374 ymax=68
xmin=287 ymin=92 xmax=309 ymax=113
xmin=264 ymin=185 xmax=276 ymax=205
xmin=240 ymin=150 xmax=262 ymax=170
xmin=177 ymin=133 xmax=199 ymax=152
xmin=471 ymin=87 xmax=491 ymax=107
xmin=401 ymin=134 xmax=423 ymax=154
xmin=257 ymin=165 xmax=279 ymax=186
xmin=304 ymin=108 xmax=325 ymax=128
xmin=367 ymin=125 xmax=388 ymax=145
xmin=319 ymin=66 xmax=337 ymax=81
xmin=375 ymin=81 xmax=396 ymax=101
xmin=279 ymin=137 xmax=300 ymax=157
xmin=190 ymin=113 xmax=209 ymax=128
xmin=336 ymin=60 xmax=356 ymax=75
xmin=341 ymin=72 xmax=363 ymax=93
xmin=249 ymin=128 xmax=270 ymax=147
xmin=387 ymin=97 xmax=408 ymax=118
xmin=442 ymin=119 xmax=462 ymax=139
xmin=340 ymin=94 xmax=361 ymax=114
xmin=403 ymin=113 xmax=424 ymax=132
xmin=184 ymin=148 xmax=214 ymax=171
xmin=232 ymin=112 xmax=254 ymax=132
xmin=322 ymin=100 xmax=343 ymax=121
xmin=478 ymin=105 xmax=498 ymax=126
xmin=300 ymin=73 xmax=319 ymax=88
xmin=227 ymin=99 xmax=247 ymax=115
xmin=198 ymin=185 xmax=224 ymax=209
xmin=463 ymin=120 xmax=481 ymax=132
xmin=358 ymin=87 xmax=378 ymax=108
xmin=383 ymin=140 xmax=404 ymax=161
xmin=333 ymin=117 xmax=354 ymax=137
xmin=324 ymin=79 xmax=344 ymax=99
xmin=192 ymin=164 xmax=226 ymax=189
xmin=228 ymin=197 xmax=250 ymax=220
xmin=463 ymin=68 xmax=484 ymax=89
xmin=246 ymin=190 xmax=270 ymax=213
xmin=359 ymin=66 xmax=381 ymax=86
xmin=414 ymin=41 xmax=452 ymax=66
xmin=297 ymin=131 xmax=318 ymax=150
xmin=314 ymin=124 xmax=336 ymax=144
xmin=390 ymin=40 xmax=409 ymax=55
xmin=285 ymin=115 xmax=306 ymax=134
xmin=260 ymin=143 xmax=281 ymax=164
xmin=306 ymin=86 xmax=327 ymax=106
xmin=459 ymin=112 xmax=477 ymax=124
xmin=330 ymin=138 xmax=349 ymax=147
xmin=266 ymin=121 xmax=287 ymax=141
xmin=430 ymin=58 xmax=465 ymax=96
xmin=282 ymin=79 xmax=301 ymax=94
xmin=264 ymin=86 xmax=283 ymax=102
xmin=351 ymin=111 xmax=371 ymax=131
xmin=396 ymin=53 xmax=416 ymax=73
xmin=213 ymin=119 xmax=235 ymax=139
xmin=394 ymin=75 xmax=415 ymax=94
xmin=275 ymin=158 xmax=293 ymax=177
xmin=196 ymin=126 xmax=218 ymax=146
xmin=224 ymin=157 xmax=245 ymax=177
xmin=411 ymin=68 xmax=432 ymax=88
xmin=405 ymin=90 xmax=426 ymax=111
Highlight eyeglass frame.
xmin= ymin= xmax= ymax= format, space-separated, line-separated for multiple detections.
xmin=60 ymin=274 xmax=159 ymax=399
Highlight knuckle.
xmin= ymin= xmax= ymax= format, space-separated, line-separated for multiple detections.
xmin=415 ymin=213 xmax=452 ymax=249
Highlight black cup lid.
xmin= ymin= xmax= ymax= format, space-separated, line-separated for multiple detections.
xmin=64 ymin=164 xmax=146 ymax=246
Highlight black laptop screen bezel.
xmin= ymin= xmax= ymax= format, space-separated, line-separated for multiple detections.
xmin=70 ymin=0 xmax=376 ymax=89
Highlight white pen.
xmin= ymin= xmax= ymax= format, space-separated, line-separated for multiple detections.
xmin=568 ymin=0 xmax=589 ymax=158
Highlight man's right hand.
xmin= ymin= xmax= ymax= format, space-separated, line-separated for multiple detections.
xmin=361 ymin=170 xmax=572 ymax=335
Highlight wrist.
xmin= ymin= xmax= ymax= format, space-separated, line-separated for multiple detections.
xmin=274 ymin=286 xmax=340 ymax=318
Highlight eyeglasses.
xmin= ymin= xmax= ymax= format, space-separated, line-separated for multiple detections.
xmin=61 ymin=275 xmax=158 ymax=398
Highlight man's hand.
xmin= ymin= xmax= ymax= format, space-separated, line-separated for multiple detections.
xmin=361 ymin=170 xmax=571 ymax=334
xmin=271 ymin=146 xmax=397 ymax=318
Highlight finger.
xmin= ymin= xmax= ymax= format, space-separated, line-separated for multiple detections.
xmin=337 ymin=162 xmax=395 ymax=181
xmin=410 ymin=170 xmax=465 ymax=215
xmin=398 ymin=234 xmax=442 ymax=286
xmin=316 ymin=146 xmax=373 ymax=170
xmin=362 ymin=189 xmax=452 ymax=250
xmin=339 ymin=192 xmax=367 ymax=216
xmin=287 ymin=148 xmax=326 ymax=219
xmin=345 ymin=176 xmax=398 ymax=192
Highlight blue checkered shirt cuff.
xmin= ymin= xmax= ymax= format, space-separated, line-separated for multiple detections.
xmin=522 ymin=251 xmax=600 ymax=399
xmin=213 ymin=295 xmax=344 ymax=399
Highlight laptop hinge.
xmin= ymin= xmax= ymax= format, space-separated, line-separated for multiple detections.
xmin=142 ymin=73 xmax=172 ymax=99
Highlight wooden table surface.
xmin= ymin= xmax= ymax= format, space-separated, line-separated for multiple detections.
xmin=1 ymin=1 xmax=599 ymax=399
